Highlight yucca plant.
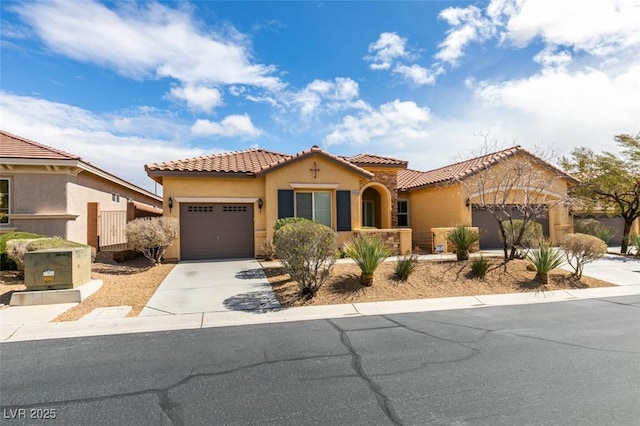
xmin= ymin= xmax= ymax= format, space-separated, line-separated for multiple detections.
xmin=628 ymin=232 xmax=640 ymax=256
xmin=593 ymin=225 xmax=616 ymax=245
xmin=394 ymin=254 xmax=419 ymax=281
xmin=446 ymin=225 xmax=479 ymax=261
xmin=342 ymin=235 xmax=393 ymax=286
xmin=526 ymin=239 xmax=564 ymax=284
xmin=470 ymin=256 xmax=490 ymax=279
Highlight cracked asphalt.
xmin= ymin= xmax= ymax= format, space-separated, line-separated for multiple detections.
xmin=1 ymin=296 xmax=639 ymax=425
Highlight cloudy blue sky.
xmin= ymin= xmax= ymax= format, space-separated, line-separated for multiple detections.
xmin=1 ymin=0 xmax=638 ymax=192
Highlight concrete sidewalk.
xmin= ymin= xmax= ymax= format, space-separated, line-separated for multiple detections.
xmin=2 ymin=284 xmax=639 ymax=343
xmin=2 ymin=250 xmax=638 ymax=343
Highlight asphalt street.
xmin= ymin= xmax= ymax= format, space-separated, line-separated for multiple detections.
xmin=1 ymin=296 xmax=639 ymax=425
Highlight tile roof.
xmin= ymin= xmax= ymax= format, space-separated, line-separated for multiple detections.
xmin=256 ymin=146 xmax=374 ymax=177
xmin=342 ymin=153 xmax=408 ymax=167
xmin=397 ymin=145 xmax=576 ymax=190
xmin=145 ymin=148 xmax=290 ymax=173
xmin=0 ymin=130 xmax=80 ymax=160
xmin=145 ymin=145 xmax=374 ymax=178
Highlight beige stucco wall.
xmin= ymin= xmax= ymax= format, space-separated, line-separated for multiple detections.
xmin=160 ymin=153 xmax=366 ymax=260
xmin=406 ymin=154 xmax=575 ymax=245
xmin=0 ymin=164 xmax=161 ymax=243
xmin=406 ymin=182 xmax=470 ymax=233
xmin=264 ymin=154 xmax=364 ymax=242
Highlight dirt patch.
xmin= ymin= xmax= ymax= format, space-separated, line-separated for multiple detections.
xmin=0 ymin=252 xmax=175 ymax=321
xmin=264 ymin=258 xmax=615 ymax=307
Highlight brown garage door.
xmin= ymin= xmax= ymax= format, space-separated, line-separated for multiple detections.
xmin=472 ymin=205 xmax=549 ymax=249
xmin=180 ymin=203 xmax=254 ymax=260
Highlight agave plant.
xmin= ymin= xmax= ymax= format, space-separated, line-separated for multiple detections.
xmin=446 ymin=225 xmax=479 ymax=261
xmin=342 ymin=235 xmax=392 ymax=286
xmin=526 ymin=239 xmax=564 ymax=284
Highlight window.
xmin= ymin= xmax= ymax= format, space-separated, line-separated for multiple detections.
xmin=362 ymin=200 xmax=375 ymax=227
xmin=397 ymin=200 xmax=409 ymax=227
xmin=295 ymin=191 xmax=331 ymax=227
xmin=0 ymin=179 xmax=8 ymax=224
xmin=112 ymin=193 xmax=120 ymax=202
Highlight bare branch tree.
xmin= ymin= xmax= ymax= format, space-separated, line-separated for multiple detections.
xmin=459 ymin=135 xmax=570 ymax=260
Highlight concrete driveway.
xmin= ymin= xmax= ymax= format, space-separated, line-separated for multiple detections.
xmin=560 ymin=253 xmax=640 ymax=285
xmin=139 ymin=259 xmax=281 ymax=316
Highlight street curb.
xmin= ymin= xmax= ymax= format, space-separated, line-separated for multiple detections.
xmin=2 ymin=284 xmax=639 ymax=343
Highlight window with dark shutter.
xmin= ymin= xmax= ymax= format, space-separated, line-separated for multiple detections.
xmin=336 ymin=190 xmax=351 ymax=231
xmin=278 ymin=189 xmax=294 ymax=219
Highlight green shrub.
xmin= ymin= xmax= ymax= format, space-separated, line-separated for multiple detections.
xmin=273 ymin=217 xmax=312 ymax=233
xmin=342 ymin=235 xmax=392 ymax=286
xmin=470 ymin=256 xmax=490 ymax=279
xmin=575 ymin=219 xmax=616 ymax=245
xmin=526 ymin=239 xmax=564 ymax=284
xmin=561 ymin=233 xmax=607 ymax=279
xmin=394 ymin=254 xmax=419 ymax=281
xmin=125 ymin=217 xmax=178 ymax=265
xmin=501 ymin=220 xmax=543 ymax=258
xmin=574 ymin=219 xmax=601 ymax=235
xmin=0 ymin=232 xmax=45 ymax=270
xmin=628 ymin=232 xmax=640 ymax=256
xmin=446 ymin=226 xmax=479 ymax=261
xmin=274 ymin=221 xmax=337 ymax=298
xmin=593 ymin=226 xmax=616 ymax=245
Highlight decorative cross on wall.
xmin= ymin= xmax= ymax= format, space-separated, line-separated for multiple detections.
xmin=310 ymin=161 xmax=320 ymax=179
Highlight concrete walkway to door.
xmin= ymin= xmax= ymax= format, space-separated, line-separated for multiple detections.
xmin=139 ymin=259 xmax=281 ymax=316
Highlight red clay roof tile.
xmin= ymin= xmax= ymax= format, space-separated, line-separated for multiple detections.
xmin=342 ymin=153 xmax=408 ymax=167
xmin=0 ymin=130 xmax=80 ymax=160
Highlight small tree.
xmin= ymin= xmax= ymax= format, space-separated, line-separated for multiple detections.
xmin=125 ymin=217 xmax=178 ymax=266
xmin=561 ymin=233 xmax=607 ymax=280
xmin=561 ymin=133 xmax=640 ymax=254
xmin=501 ymin=220 xmax=543 ymax=258
xmin=274 ymin=220 xmax=337 ymax=298
xmin=342 ymin=235 xmax=392 ymax=286
xmin=459 ymin=137 xmax=569 ymax=261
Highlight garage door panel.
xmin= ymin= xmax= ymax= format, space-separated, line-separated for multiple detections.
xmin=180 ymin=203 xmax=254 ymax=260
xmin=473 ymin=205 xmax=549 ymax=249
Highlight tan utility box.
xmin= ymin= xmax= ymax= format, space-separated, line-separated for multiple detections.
xmin=24 ymin=248 xmax=92 ymax=290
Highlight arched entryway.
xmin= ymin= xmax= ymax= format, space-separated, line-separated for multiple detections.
xmin=360 ymin=183 xmax=392 ymax=229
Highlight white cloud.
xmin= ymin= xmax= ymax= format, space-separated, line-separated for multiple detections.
xmin=0 ymin=91 xmax=207 ymax=192
xmin=14 ymin=0 xmax=284 ymax=90
xmin=532 ymin=46 xmax=572 ymax=69
xmin=325 ymin=100 xmax=430 ymax=146
xmin=475 ymin=64 xmax=640 ymax=129
xmin=169 ymin=85 xmax=223 ymax=113
xmin=364 ymin=32 xmax=411 ymax=70
xmin=392 ymin=64 xmax=436 ymax=86
xmin=435 ymin=5 xmax=496 ymax=66
xmin=191 ymin=114 xmax=262 ymax=137
xmin=291 ymin=77 xmax=366 ymax=117
xmin=504 ymin=0 xmax=639 ymax=56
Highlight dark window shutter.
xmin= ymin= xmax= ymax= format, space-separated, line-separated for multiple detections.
xmin=336 ymin=190 xmax=351 ymax=231
xmin=278 ymin=189 xmax=294 ymax=219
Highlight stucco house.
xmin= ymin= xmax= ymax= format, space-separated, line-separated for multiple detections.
xmin=146 ymin=144 xmax=577 ymax=261
xmin=0 ymin=130 xmax=162 ymax=250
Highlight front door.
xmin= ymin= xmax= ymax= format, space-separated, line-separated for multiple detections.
xmin=362 ymin=200 xmax=375 ymax=227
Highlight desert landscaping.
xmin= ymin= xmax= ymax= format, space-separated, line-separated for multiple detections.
xmin=0 ymin=252 xmax=615 ymax=321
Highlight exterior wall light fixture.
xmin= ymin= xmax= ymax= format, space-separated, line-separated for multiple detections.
xmin=168 ymin=196 xmax=173 ymax=213
xmin=258 ymin=198 xmax=263 ymax=212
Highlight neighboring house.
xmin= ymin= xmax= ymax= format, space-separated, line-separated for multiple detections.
xmin=0 ymin=130 xmax=162 ymax=250
xmin=146 ymin=144 xmax=577 ymax=261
